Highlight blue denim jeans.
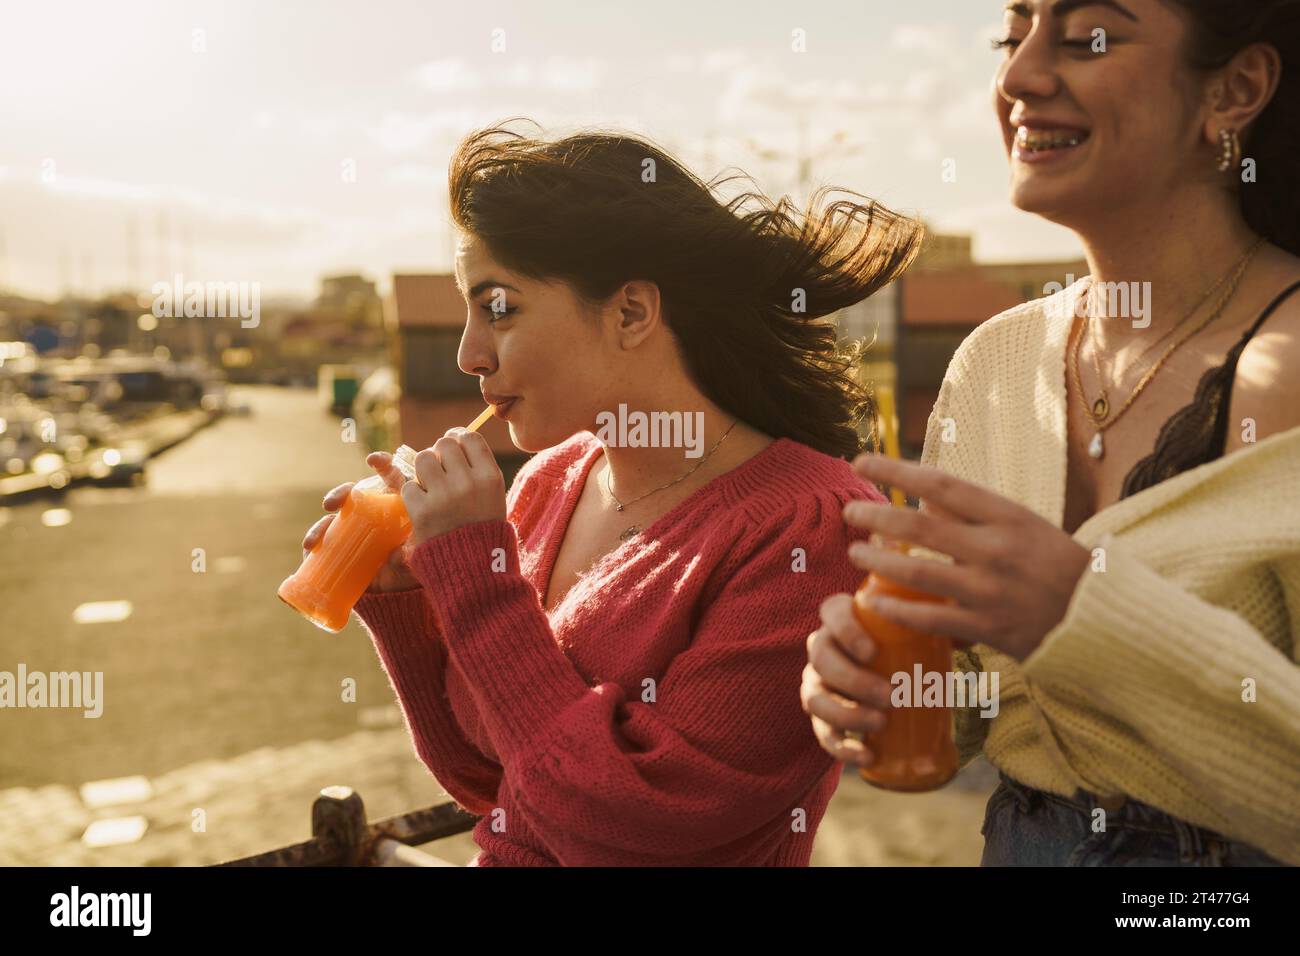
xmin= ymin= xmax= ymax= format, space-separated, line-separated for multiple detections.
xmin=980 ymin=772 xmax=1287 ymax=866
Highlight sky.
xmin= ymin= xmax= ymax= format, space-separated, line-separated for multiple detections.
xmin=0 ymin=0 xmax=1085 ymax=301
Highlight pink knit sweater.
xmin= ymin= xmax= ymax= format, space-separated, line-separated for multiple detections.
xmin=352 ymin=431 xmax=883 ymax=866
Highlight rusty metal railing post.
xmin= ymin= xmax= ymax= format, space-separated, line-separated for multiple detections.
xmin=311 ymin=785 xmax=369 ymax=865
xmin=215 ymin=788 xmax=479 ymax=866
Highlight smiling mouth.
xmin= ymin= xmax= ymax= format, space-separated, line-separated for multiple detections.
xmin=1015 ymin=126 xmax=1090 ymax=153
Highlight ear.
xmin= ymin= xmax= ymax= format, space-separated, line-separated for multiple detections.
xmin=613 ymin=279 xmax=662 ymax=349
xmin=1203 ymin=41 xmax=1282 ymax=145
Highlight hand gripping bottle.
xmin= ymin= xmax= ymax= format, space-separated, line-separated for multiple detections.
xmin=277 ymin=445 xmax=419 ymax=633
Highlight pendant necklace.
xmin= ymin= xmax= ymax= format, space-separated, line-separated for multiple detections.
xmin=1072 ymin=237 xmax=1264 ymax=459
xmin=604 ymin=420 xmax=738 ymax=540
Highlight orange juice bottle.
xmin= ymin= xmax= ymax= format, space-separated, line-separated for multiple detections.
xmin=851 ymin=572 xmax=957 ymax=792
xmin=277 ymin=445 xmax=418 ymax=633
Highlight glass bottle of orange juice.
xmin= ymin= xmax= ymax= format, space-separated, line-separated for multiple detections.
xmin=851 ymin=571 xmax=958 ymax=792
xmin=278 ymin=445 xmax=419 ymax=633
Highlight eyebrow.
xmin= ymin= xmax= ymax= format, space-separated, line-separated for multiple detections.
xmin=1005 ymin=0 xmax=1139 ymax=21
xmin=459 ymin=279 xmax=522 ymax=299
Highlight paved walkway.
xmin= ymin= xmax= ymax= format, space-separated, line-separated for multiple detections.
xmin=0 ymin=726 xmax=996 ymax=866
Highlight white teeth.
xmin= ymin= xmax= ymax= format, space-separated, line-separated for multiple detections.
xmin=1016 ymin=126 xmax=1087 ymax=151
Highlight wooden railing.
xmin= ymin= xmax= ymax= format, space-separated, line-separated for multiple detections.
xmin=215 ymin=786 xmax=479 ymax=867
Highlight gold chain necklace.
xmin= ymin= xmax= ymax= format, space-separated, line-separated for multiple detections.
xmin=603 ymin=419 xmax=738 ymax=541
xmin=1084 ymin=260 xmax=1240 ymax=421
xmin=1072 ymin=237 xmax=1264 ymax=460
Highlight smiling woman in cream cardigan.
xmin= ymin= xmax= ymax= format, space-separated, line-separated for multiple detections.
xmin=835 ymin=279 xmax=1299 ymax=865
xmin=803 ymin=0 xmax=1300 ymax=866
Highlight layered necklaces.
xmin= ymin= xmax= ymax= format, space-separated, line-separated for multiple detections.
xmin=603 ymin=419 xmax=738 ymax=541
xmin=1070 ymin=237 xmax=1265 ymax=460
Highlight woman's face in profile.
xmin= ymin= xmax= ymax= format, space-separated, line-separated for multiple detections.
xmin=990 ymin=0 xmax=1209 ymax=226
xmin=454 ymin=231 xmax=615 ymax=453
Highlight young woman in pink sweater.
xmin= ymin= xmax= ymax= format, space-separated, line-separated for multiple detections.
xmin=299 ymin=121 xmax=922 ymax=866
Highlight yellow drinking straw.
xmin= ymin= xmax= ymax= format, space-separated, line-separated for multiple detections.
xmin=400 ymin=405 xmax=496 ymax=491
xmin=874 ymin=383 xmax=907 ymax=508
xmin=466 ymin=404 xmax=496 ymax=433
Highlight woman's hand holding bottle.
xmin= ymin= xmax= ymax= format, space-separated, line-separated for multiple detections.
xmin=301 ymin=452 xmax=420 ymax=594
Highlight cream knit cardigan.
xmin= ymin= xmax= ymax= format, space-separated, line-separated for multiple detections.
xmin=923 ymin=276 xmax=1300 ymax=864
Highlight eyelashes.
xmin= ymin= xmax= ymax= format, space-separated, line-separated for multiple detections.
xmin=990 ymin=36 xmax=1098 ymax=51
xmin=480 ymin=305 xmax=517 ymax=323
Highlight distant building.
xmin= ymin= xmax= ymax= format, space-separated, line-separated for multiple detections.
xmin=835 ymin=283 xmax=898 ymax=351
xmin=895 ymin=231 xmax=1086 ymax=456
xmin=317 ymin=274 xmax=382 ymax=327
xmin=267 ymin=274 xmax=386 ymax=384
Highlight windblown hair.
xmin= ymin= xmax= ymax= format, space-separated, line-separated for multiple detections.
xmin=447 ymin=118 xmax=923 ymax=459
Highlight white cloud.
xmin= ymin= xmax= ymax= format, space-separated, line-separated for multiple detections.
xmin=533 ymin=57 xmax=604 ymax=92
xmin=716 ymin=66 xmax=878 ymax=126
xmin=714 ymin=60 xmax=975 ymax=137
xmin=938 ymin=86 xmax=998 ymax=133
xmin=411 ymin=55 xmax=604 ymax=95
xmin=367 ymin=112 xmax=441 ymax=153
xmin=389 ymin=164 xmax=443 ymax=185
xmin=295 ymin=113 xmax=347 ymax=139
xmin=907 ymin=133 xmax=942 ymax=164
xmin=901 ymin=70 xmax=943 ymax=105
xmin=412 ymin=58 xmax=480 ymax=93
xmin=663 ymin=49 xmax=749 ymax=75
xmin=42 ymin=175 xmax=168 ymax=204
xmin=700 ymin=49 xmax=748 ymax=74
xmin=890 ymin=23 xmax=959 ymax=58
xmin=25 ymin=171 xmax=323 ymax=232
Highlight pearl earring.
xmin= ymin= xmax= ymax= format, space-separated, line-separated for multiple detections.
xmin=1216 ymin=127 xmax=1240 ymax=173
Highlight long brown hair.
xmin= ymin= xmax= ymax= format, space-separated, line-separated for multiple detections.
xmin=447 ymin=118 xmax=923 ymax=460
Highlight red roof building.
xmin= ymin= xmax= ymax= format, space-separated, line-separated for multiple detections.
xmin=894 ymin=237 xmax=1086 ymax=455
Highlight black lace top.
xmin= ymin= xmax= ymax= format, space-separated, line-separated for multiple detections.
xmin=1119 ymin=280 xmax=1300 ymax=499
